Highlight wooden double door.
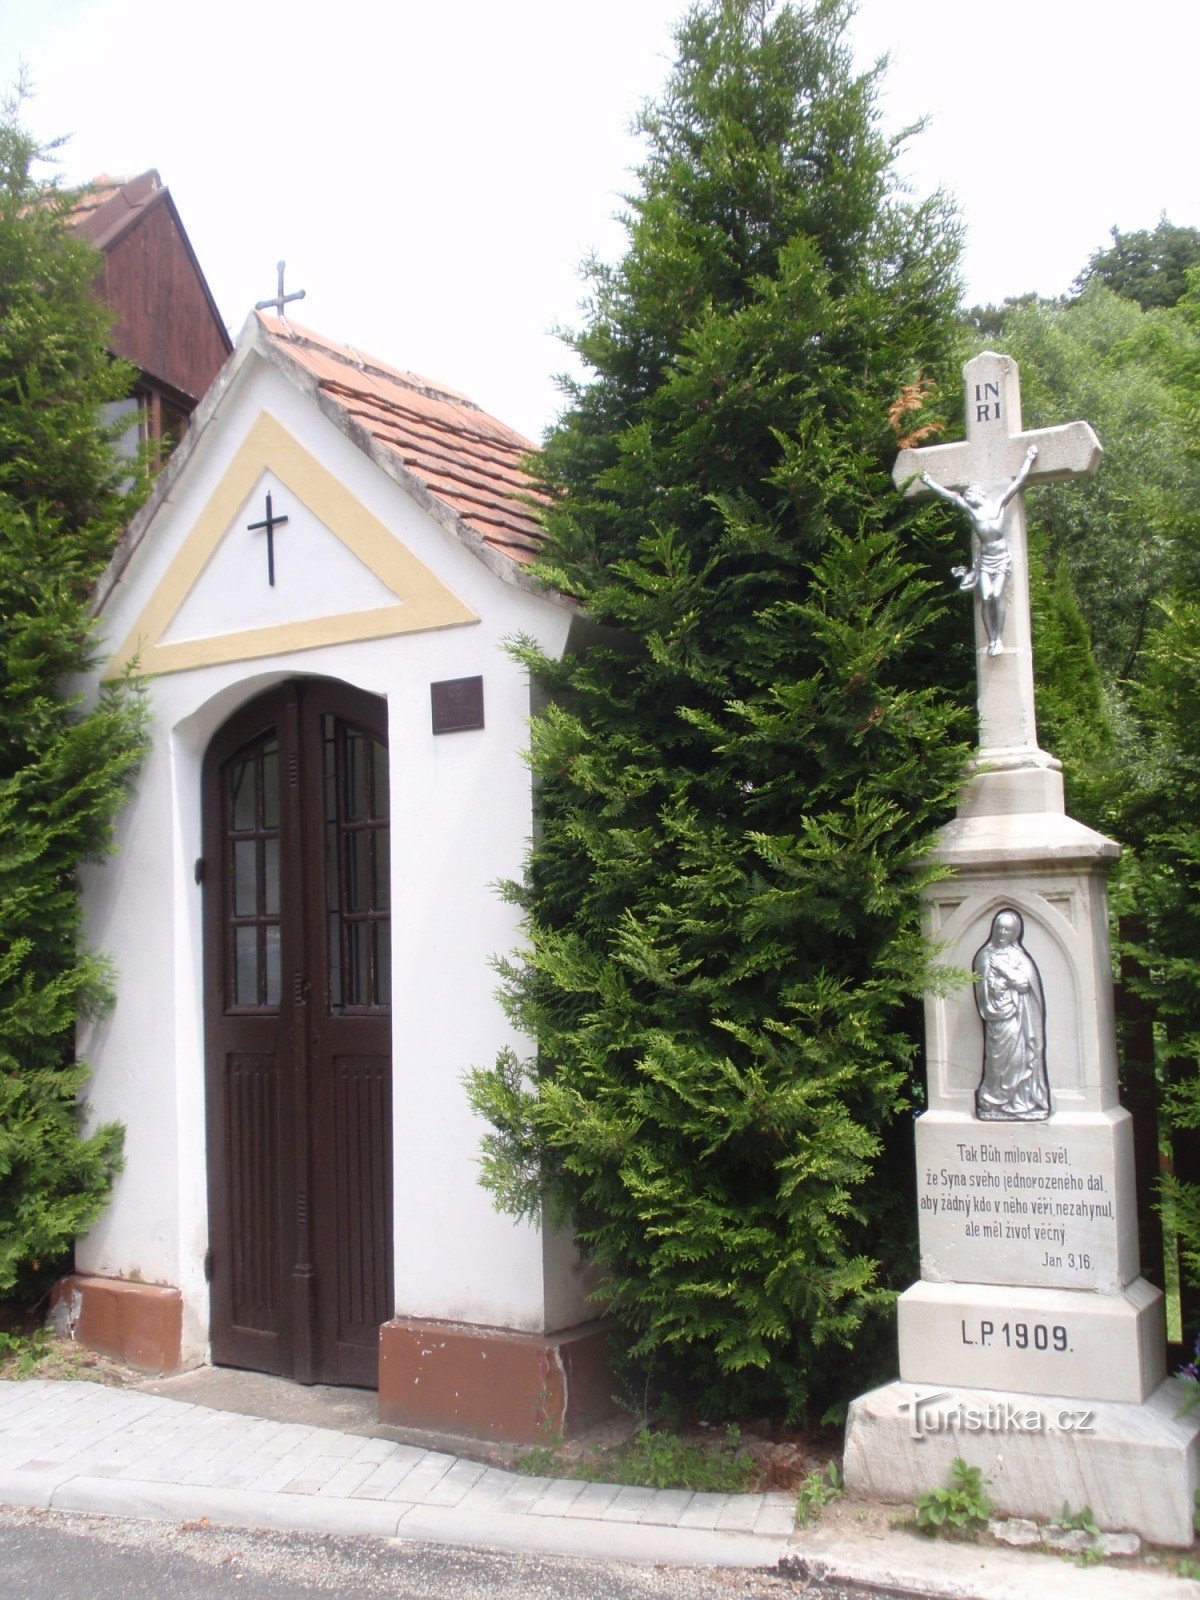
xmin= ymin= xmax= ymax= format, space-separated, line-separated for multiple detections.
xmin=203 ymin=680 xmax=393 ymax=1387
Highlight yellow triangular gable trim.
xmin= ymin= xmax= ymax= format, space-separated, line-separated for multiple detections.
xmin=104 ymin=411 xmax=478 ymax=678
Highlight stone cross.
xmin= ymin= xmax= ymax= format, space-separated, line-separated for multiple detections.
xmin=893 ymin=352 xmax=1100 ymax=765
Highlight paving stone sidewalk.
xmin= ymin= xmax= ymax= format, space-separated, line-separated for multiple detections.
xmin=0 ymin=1380 xmax=1194 ymax=1597
xmin=0 ymin=1380 xmax=793 ymax=1567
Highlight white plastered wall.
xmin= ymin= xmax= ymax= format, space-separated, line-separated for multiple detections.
xmin=77 ymin=353 xmax=595 ymax=1366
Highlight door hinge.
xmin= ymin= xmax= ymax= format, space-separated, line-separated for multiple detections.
xmin=194 ymin=857 xmax=206 ymax=885
xmin=203 ymin=1247 xmax=214 ymax=1282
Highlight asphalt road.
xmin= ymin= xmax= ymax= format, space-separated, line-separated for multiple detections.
xmin=0 ymin=1506 xmax=880 ymax=1600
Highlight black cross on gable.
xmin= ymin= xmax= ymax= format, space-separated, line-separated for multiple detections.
xmin=247 ymin=491 xmax=289 ymax=586
xmin=255 ymin=260 xmax=306 ymax=321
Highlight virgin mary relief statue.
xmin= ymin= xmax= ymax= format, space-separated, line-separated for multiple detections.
xmin=971 ymin=908 xmax=1050 ymax=1121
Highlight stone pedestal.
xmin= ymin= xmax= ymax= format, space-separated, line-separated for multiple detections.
xmin=898 ymin=1278 xmax=1165 ymax=1403
xmin=842 ymin=797 xmax=1185 ymax=1540
xmin=846 ymin=1378 xmax=1200 ymax=1549
xmin=843 ymin=802 xmax=1183 ymax=1540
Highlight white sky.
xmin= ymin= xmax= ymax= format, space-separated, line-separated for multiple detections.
xmin=2 ymin=1 xmax=1196 ymax=441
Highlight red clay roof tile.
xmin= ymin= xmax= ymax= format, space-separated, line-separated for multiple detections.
xmin=260 ymin=315 xmax=548 ymax=569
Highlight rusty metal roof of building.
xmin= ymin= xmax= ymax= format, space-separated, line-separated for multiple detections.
xmin=259 ymin=314 xmax=548 ymax=569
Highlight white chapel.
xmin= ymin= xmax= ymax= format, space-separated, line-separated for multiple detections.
xmin=66 ymin=313 xmax=610 ymax=1441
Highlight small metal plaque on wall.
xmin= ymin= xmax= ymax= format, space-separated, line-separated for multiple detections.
xmin=430 ymin=675 xmax=484 ymax=734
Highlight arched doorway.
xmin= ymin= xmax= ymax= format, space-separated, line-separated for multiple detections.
xmin=202 ymin=679 xmax=392 ymax=1387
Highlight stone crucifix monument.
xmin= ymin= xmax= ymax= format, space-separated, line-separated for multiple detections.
xmin=843 ymin=352 xmax=1200 ymax=1547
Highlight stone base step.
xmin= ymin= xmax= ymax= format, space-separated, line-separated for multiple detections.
xmin=844 ymin=1374 xmax=1200 ymax=1547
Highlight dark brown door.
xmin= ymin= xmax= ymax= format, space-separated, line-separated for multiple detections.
xmin=203 ymin=679 xmax=393 ymax=1387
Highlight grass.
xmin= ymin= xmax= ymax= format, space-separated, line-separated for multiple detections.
xmin=0 ymin=1326 xmax=133 ymax=1386
xmin=0 ymin=1327 xmax=51 ymax=1378
xmin=517 ymin=1424 xmax=757 ymax=1493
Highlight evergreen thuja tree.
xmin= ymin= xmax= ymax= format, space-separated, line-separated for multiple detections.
xmin=0 ymin=96 xmax=147 ymax=1299
xmin=1118 ymin=600 xmax=1200 ymax=1335
xmin=467 ymin=0 xmax=973 ymax=1418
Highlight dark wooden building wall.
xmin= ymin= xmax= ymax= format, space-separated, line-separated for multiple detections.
xmin=99 ymin=197 xmax=231 ymax=404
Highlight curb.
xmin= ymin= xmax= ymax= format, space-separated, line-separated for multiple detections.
xmin=0 ymin=1467 xmax=791 ymax=1569
xmin=780 ymin=1525 xmax=1197 ymax=1600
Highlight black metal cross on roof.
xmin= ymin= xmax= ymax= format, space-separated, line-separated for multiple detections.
xmin=255 ymin=259 xmax=306 ymax=321
xmin=247 ymin=490 xmax=289 ymax=587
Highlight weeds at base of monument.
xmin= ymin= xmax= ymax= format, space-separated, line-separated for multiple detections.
xmin=794 ymin=1460 xmax=842 ymax=1524
xmin=1052 ymin=1502 xmax=1100 ymax=1538
xmin=914 ymin=1458 xmax=993 ymax=1537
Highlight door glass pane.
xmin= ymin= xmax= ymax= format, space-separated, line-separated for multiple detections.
xmin=345 ymin=922 xmax=367 ymax=1008
xmin=344 ymin=832 xmax=367 ymax=913
xmin=325 ymin=823 xmax=340 ymax=911
xmin=324 ymin=724 xmax=343 ymax=1011
xmin=372 ymin=829 xmax=390 ymax=911
xmin=328 ymin=915 xmax=342 ymax=1009
xmin=261 ymin=741 xmax=279 ymax=828
xmin=370 ymin=742 xmax=389 ymax=819
xmin=344 ymin=729 xmax=368 ymax=821
xmin=374 ymin=921 xmax=391 ymax=1007
xmin=323 ymin=715 xmax=390 ymax=1014
xmin=264 ymin=925 xmax=281 ymax=1007
xmin=322 ymin=715 xmax=336 ymax=821
xmin=234 ymin=840 xmax=258 ymax=917
xmin=224 ymin=730 xmax=281 ymax=1011
xmin=231 ymin=756 xmax=255 ymax=831
xmin=263 ymin=837 xmax=280 ymax=916
xmin=234 ymin=925 xmax=259 ymax=1006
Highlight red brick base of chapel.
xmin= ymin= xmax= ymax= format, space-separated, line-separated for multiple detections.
xmin=378 ymin=1317 xmax=613 ymax=1444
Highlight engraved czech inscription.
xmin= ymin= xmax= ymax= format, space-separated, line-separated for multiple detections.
xmin=913 ymin=1116 xmax=1134 ymax=1293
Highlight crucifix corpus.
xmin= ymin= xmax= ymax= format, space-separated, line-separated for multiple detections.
xmin=893 ymin=352 xmax=1101 ymax=763
xmin=247 ymin=490 xmax=289 ymax=587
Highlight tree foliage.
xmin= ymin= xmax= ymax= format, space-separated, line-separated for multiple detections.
xmin=960 ymin=292 xmax=1059 ymax=341
xmin=994 ymin=285 xmax=1200 ymax=686
xmin=993 ymin=248 xmax=1200 ymax=1337
xmin=467 ymin=0 xmax=972 ymax=1417
xmin=1075 ymin=217 xmax=1200 ymax=312
xmin=0 ymin=93 xmax=147 ymax=1299
xmin=1117 ymin=598 xmax=1200 ymax=1302
xmin=1106 ymin=275 xmax=1200 ymax=1332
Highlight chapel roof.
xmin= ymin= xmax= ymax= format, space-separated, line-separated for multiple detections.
xmin=257 ymin=315 xmax=548 ymax=569
xmin=95 ymin=310 xmax=560 ymax=619
xmin=69 ymin=169 xmax=167 ymax=251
